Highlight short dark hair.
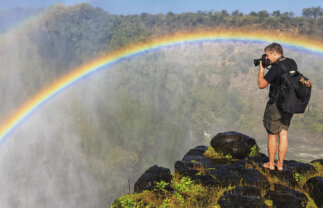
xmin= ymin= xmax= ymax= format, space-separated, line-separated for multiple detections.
xmin=264 ymin=42 xmax=283 ymax=55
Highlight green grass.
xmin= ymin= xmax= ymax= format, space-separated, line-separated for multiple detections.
xmin=112 ymin=172 xmax=238 ymax=208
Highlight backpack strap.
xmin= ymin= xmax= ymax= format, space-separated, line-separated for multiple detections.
xmin=275 ymin=56 xmax=288 ymax=73
xmin=276 ymin=55 xmax=285 ymax=63
xmin=278 ymin=61 xmax=289 ymax=73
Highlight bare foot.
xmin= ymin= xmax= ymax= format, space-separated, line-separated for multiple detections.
xmin=262 ymin=162 xmax=276 ymax=170
xmin=275 ymin=161 xmax=283 ymax=171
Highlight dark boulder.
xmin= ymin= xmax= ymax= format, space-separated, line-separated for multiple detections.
xmin=218 ymin=193 xmax=268 ymax=208
xmin=248 ymin=153 xmax=270 ymax=164
xmin=310 ymin=159 xmax=323 ymax=166
xmin=259 ymin=161 xmax=297 ymax=187
xmin=223 ymin=186 xmax=262 ymax=198
xmin=258 ymin=160 xmax=317 ymax=188
xmin=264 ymin=183 xmax=308 ymax=208
xmin=237 ymin=153 xmax=269 ymax=168
xmin=182 ymin=145 xmax=208 ymax=157
xmin=190 ymin=174 xmax=218 ymax=187
xmin=175 ymin=160 xmax=199 ymax=177
xmin=211 ymin=131 xmax=258 ymax=159
xmin=261 ymin=163 xmax=297 ymax=187
xmin=192 ymin=163 xmax=270 ymax=189
xmin=284 ymin=160 xmax=317 ymax=175
xmin=134 ymin=165 xmax=172 ymax=193
xmin=304 ymin=176 xmax=323 ymax=207
xmin=181 ymin=146 xmax=219 ymax=168
xmin=175 ymin=143 xmax=270 ymax=190
xmin=181 ymin=145 xmax=235 ymax=169
xmin=126 ymin=130 xmax=323 ymax=208
xmin=238 ymin=154 xmax=316 ymax=179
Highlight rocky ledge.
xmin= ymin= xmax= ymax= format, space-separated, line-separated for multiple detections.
xmin=112 ymin=131 xmax=323 ymax=208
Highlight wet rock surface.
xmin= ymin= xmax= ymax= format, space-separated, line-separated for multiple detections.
xmin=263 ymin=167 xmax=297 ymax=187
xmin=115 ymin=131 xmax=323 ymax=208
xmin=259 ymin=160 xmax=317 ymax=188
xmin=310 ymin=158 xmax=323 ymax=165
xmin=218 ymin=193 xmax=268 ymax=208
xmin=264 ymin=183 xmax=308 ymax=208
xmin=223 ymin=186 xmax=262 ymax=198
xmin=284 ymin=160 xmax=317 ymax=175
xmin=239 ymin=155 xmax=318 ymax=188
xmin=304 ymin=176 xmax=323 ymax=207
xmin=210 ymin=131 xmax=257 ymax=159
xmin=174 ymin=131 xmax=323 ymax=207
xmin=134 ymin=165 xmax=172 ymax=193
xmin=189 ymin=162 xmax=270 ymax=189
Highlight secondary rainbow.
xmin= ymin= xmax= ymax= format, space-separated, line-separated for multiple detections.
xmin=1 ymin=28 xmax=323 ymax=144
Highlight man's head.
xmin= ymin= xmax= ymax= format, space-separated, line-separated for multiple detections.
xmin=264 ymin=43 xmax=283 ymax=64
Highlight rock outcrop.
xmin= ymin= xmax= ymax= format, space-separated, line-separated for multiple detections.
xmin=210 ymin=131 xmax=257 ymax=159
xmin=133 ymin=165 xmax=172 ymax=193
xmin=264 ymin=183 xmax=308 ymax=208
xmin=304 ymin=176 xmax=323 ymax=207
xmin=113 ymin=131 xmax=323 ymax=208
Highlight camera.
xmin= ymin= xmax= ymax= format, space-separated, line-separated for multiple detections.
xmin=254 ymin=54 xmax=271 ymax=68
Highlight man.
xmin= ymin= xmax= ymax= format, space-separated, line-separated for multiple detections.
xmin=258 ymin=42 xmax=296 ymax=171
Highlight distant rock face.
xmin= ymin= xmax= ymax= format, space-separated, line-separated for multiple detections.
xmin=211 ymin=131 xmax=257 ymax=159
xmin=133 ymin=165 xmax=172 ymax=193
xmin=304 ymin=176 xmax=323 ymax=207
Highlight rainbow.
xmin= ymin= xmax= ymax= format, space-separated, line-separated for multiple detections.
xmin=1 ymin=28 xmax=323 ymax=144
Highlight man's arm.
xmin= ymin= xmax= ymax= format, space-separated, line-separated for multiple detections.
xmin=258 ymin=61 xmax=269 ymax=89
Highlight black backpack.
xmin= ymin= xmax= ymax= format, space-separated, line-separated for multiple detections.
xmin=276 ymin=58 xmax=312 ymax=114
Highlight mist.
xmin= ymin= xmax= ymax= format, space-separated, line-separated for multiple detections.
xmin=0 ymin=4 xmax=323 ymax=208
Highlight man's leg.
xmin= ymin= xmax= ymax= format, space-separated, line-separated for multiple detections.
xmin=263 ymin=132 xmax=277 ymax=169
xmin=277 ymin=129 xmax=288 ymax=169
xmin=267 ymin=133 xmax=277 ymax=167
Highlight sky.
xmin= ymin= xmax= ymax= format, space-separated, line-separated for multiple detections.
xmin=0 ymin=0 xmax=322 ymax=16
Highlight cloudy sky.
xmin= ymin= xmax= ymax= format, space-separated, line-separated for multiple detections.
xmin=0 ymin=0 xmax=322 ymax=16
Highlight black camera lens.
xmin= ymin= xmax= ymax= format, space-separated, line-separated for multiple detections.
xmin=254 ymin=59 xmax=261 ymax=66
xmin=254 ymin=54 xmax=270 ymax=68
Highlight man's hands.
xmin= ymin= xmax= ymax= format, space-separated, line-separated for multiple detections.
xmin=258 ymin=61 xmax=269 ymax=89
xmin=259 ymin=61 xmax=264 ymax=71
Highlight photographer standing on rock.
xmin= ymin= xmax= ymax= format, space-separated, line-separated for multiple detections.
xmin=257 ymin=43 xmax=297 ymax=171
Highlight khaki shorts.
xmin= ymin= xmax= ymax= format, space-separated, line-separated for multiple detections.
xmin=263 ymin=102 xmax=293 ymax=134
